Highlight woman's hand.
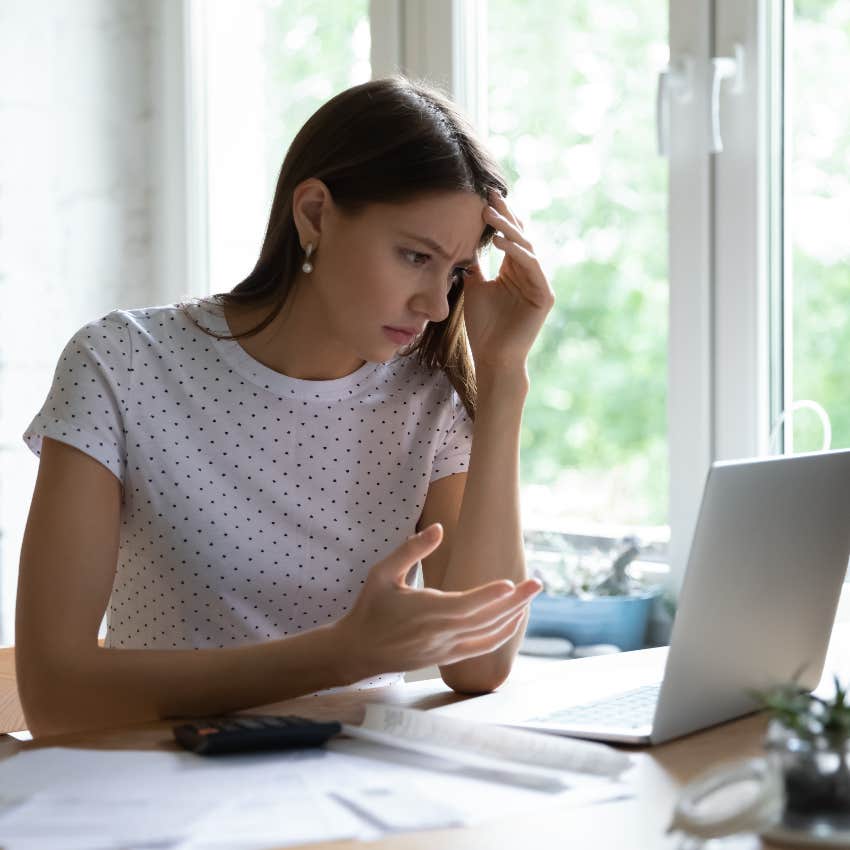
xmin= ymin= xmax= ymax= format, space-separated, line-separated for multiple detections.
xmin=332 ymin=523 xmax=543 ymax=683
xmin=461 ymin=188 xmax=555 ymax=372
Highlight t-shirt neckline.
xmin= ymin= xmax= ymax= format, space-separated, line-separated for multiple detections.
xmin=189 ymin=300 xmax=388 ymax=401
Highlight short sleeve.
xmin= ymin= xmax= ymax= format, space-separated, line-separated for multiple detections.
xmin=22 ymin=312 xmax=132 ymax=485
xmin=430 ymin=387 xmax=474 ymax=483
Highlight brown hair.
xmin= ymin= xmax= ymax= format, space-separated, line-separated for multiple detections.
xmin=179 ymin=74 xmax=508 ymax=420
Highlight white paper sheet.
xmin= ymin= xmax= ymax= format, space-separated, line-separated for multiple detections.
xmin=171 ymin=781 xmax=367 ymax=850
xmin=323 ymin=736 xmax=635 ymax=820
xmin=0 ymin=790 xmax=211 ymax=846
xmin=355 ymin=703 xmax=633 ymax=777
xmin=0 ymin=748 xmax=365 ymax=849
xmin=0 ymin=737 xmax=635 ymax=850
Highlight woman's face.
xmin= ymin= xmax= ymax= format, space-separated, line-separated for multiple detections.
xmin=311 ymin=188 xmax=488 ymax=362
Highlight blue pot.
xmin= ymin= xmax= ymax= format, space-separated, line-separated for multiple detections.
xmin=526 ymin=588 xmax=660 ymax=651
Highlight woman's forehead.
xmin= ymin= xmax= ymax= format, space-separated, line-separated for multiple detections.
xmin=363 ymin=189 xmax=482 ymax=217
xmin=369 ymin=191 xmax=487 ymax=247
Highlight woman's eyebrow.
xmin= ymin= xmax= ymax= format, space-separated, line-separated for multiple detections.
xmin=396 ymin=230 xmax=476 ymax=267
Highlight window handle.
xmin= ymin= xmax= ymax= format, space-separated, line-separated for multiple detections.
xmin=710 ymin=44 xmax=745 ymax=154
xmin=767 ymin=400 xmax=833 ymax=455
xmin=656 ymin=55 xmax=693 ymax=157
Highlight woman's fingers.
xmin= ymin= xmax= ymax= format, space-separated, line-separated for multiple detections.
xmin=437 ymin=578 xmax=542 ymax=622
xmin=452 ymin=601 xmax=529 ymax=643
xmin=421 ymin=584 xmax=537 ymax=654
xmin=440 ymin=611 xmax=526 ymax=667
xmin=484 ymin=205 xmax=533 ymax=252
xmin=488 ymin=187 xmax=524 ymax=231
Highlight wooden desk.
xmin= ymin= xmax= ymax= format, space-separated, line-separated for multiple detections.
xmin=0 ymin=646 xmax=24 ymax=735
xmin=1 ymin=623 xmax=848 ymax=849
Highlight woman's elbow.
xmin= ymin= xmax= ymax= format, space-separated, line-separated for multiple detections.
xmin=439 ymin=662 xmax=511 ymax=695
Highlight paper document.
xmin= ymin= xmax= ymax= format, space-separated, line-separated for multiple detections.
xmin=0 ymin=725 xmax=635 ymax=849
xmin=0 ymin=748 xmax=364 ymax=849
xmin=0 ymin=789 xmax=211 ymax=848
xmin=330 ymin=784 xmax=466 ymax=832
xmin=344 ymin=704 xmax=633 ymax=779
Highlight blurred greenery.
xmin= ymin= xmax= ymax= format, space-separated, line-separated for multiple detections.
xmin=262 ymin=0 xmax=370 ymax=196
xmin=789 ymin=1 xmax=850 ymax=453
xmin=488 ymin=0 xmax=669 ymax=525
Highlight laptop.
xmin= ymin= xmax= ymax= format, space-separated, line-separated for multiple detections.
xmin=433 ymin=449 xmax=850 ymax=745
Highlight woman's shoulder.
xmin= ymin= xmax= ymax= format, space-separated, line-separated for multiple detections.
xmin=58 ymin=300 xmax=219 ymax=374
xmin=79 ymin=299 xmax=225 ymax=350
xmin=110 ymin=299 xmax=211 ymax=330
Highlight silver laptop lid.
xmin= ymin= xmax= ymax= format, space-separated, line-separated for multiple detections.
xmin=652 ymin=449 xmax=850 ymax=743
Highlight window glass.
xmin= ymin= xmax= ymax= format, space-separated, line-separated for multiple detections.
xmin=786 ymin=1 xmax=850 ymax=452
xmin=486 ymin=0 xmax=669 ymax=535
xmin=205 ymin=0 xmax=370 ymax=295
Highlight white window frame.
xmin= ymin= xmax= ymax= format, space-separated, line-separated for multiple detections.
xmin=667 ymin=0 xmax=714 ymax=600
xmin=154 ymin=0 xmax=209 ymax=301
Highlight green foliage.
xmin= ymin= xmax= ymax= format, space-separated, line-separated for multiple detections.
xmin=748 ymin=667 xmax=850 ymax=746
xmin=791 ymin=246 xmax=850 ymax=453
xmin=488 ymin=0 xmax=669 ymax=525
xmin=263 ymin=0 xmax=369 ymax=200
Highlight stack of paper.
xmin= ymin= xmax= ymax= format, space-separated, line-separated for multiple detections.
xmin=344 ymin=703 xmax=633 ymax=787
xmin=0 ymin=707 xmax=636 ymax=849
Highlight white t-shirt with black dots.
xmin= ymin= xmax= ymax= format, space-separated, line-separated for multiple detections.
xmin=23 ymin=300 xmax=474 ymax=692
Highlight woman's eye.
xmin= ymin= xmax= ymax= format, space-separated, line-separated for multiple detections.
xmin=400 ymin=249 xmax=468 ymax=288
xmin=402 ymin=249 xmax=429 ymax=266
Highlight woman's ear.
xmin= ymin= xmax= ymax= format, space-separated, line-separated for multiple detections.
xmin=292 ymin=178 xmax=332 ymax=246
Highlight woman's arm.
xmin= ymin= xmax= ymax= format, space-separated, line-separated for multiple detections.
xmin=435 ymin=186 xmax=556 ymax=694
xmin=15 ymin=438 xmax=357 ymax=738
xmin=21 ymin=627 xmax=349 ymax=739
xmin=436 ymin=369 xmax=533 ymax=693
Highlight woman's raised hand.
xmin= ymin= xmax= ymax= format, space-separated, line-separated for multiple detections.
xmin=332 ymin=522 xmax=543 ymax=682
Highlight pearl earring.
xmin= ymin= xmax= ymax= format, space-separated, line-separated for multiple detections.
xmin=302 ymin=242 xmax=315 ymax=274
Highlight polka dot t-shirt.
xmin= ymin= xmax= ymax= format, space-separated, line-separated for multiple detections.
xmin=22 ymin=300 xmax=474 ymax=691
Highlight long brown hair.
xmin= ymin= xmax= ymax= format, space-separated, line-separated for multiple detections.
xmin=179 ymin=74 xmax=508 ymax=419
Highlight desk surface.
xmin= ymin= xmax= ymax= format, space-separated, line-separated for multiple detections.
xmin=2 ymin=623 xmax=848 ymax=850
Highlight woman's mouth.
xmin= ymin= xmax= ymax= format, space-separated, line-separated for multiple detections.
xmin=383 ymin=326 xmax=416 ymax=345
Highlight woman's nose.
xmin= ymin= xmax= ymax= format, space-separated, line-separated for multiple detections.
xmin=418 ymin=277 xmax=452 ymax=324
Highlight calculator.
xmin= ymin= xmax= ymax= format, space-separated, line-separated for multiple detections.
xmin=172 ymin=714 xmax=343 ymax=755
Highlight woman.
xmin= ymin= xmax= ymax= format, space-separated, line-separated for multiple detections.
xmin=16 ymin=75 xmax=555 ymax=738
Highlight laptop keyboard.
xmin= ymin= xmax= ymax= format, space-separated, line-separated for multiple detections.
xmin=527 ymin=683 xmax=660 ymax=729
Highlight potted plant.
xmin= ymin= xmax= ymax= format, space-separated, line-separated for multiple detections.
xmin=524 ymin=534 xmax=663 ymax=652
xmin=749 ymin=671 xmax=850 ymax=833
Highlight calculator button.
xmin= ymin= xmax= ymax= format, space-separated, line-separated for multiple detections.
xmin=235 ymin=717 xmax=265 ymax=729
xmin=261 ymin=717 xmax=288 ymax=727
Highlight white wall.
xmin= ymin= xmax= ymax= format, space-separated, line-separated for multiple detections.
xmin=0 ymin=0 xmax=181 ymax=645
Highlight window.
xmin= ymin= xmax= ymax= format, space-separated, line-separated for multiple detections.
xmin=783 ymin=0 xmax=850 ymax=453
xmin=712 ymin=0 xmax=850 ymax=609
xmin=485 ymin=0 xmax=669 ymax=542
xmin=201 ymin=0 xmax=371 ymax=296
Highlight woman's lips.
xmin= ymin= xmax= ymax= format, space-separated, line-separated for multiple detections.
xmin=383 ymin=326 xmax=415 ymax=344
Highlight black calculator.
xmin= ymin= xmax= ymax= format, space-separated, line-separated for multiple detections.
xmin=172 ymin=714 xmax=343 ymax=755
